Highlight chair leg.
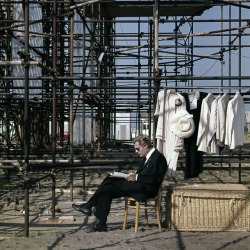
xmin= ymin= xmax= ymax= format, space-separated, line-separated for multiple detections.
xmin=155 ymin=202 xmax=162 ymax=232
xmin=135 ymin=201 xmax=139 ymax=232
xmin=123 ymin=199 xmax=128 ymax=230
xmin=144 ymin=201 xmax=149 ymax=227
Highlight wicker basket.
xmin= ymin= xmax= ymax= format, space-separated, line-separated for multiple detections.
xmin=165 ymin=184 xmax=250 ymax=231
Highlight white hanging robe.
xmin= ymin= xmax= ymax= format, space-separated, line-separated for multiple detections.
xmin=154 ymin=89 xmax=186 ymax=177
xmin=196 ymin=93 xmax=215 ymax=153
xmin=216 ymin=93 xmax=230 ymax=147
xmin=225 ymin=92 xmax=246 ymax=149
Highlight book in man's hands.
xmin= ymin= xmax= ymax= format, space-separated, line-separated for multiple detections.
xmin=110 ymin=171 xmax=129 ymax=178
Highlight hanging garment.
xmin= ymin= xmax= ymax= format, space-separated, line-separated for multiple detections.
xmin=216 ymin=93 xmax=230 ymax=147
xmin=154 ymin=89 xmax=167 ymax=154
xmin=181 ymin=92 xmax=208 ymax=179
xmin=154 ymin=89 xmax=186 ymax=177
xmin=154 ymin=89 xmax=165 ymax=142
xmin=196 ymin=93 xmax=215 ymax=153
xmin=207 ymin=95 xmax=221 ymax=154
xmin=225 ymin=91 xmax=246 ymax=149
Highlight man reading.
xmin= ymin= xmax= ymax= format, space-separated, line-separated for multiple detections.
xmin=72 ymin=134 xmax=168 ymax=232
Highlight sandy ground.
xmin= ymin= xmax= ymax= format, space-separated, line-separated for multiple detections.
xmin=0 ymin=167 xmax=250 ymax=250
xmin=1 ymin=226 xmax=250 ymax=250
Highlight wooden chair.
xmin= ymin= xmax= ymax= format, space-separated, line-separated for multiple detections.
xmin=122 ymin=185 xmax=163 ymax=233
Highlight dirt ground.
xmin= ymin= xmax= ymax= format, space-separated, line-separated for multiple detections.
xmin=0 ymin=166 xmax=250 ymax=250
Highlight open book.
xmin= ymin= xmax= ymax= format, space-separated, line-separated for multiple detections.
xmin=109 ymin=171 xmax=129 ymax=178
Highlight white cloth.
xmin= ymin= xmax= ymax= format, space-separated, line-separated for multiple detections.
xmin=225 ymin=92 xmax=246 ymax=149
xmin=207 ymin=95 xmax=220 ymax=154
xmin=145 ymin=147 xmax=155 ymax=164
xmin=154 ymin=90 xmax=166 ymax=140
xmin=216 ymin=93 xmax=230 ymax=147
xmin=154 ymin=89 xmax=186 ymax=177
xmin=196 ymin=93 xmax=215 ymax=153
xmin=188 ymin=91 xmax=200 ymax=110
xmin=170 ymin=110 xmax=195 ymax=139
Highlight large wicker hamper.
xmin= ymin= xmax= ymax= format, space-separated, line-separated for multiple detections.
xmin=165 ymin=184 xmax=250 ymax=231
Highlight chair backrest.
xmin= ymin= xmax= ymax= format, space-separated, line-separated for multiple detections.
xmin=156 ymin=169 xmax=167 ymax=199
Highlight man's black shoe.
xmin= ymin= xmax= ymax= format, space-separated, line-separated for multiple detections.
xmin=72 ymin=203 xmax=92 ymax=216
xmin=88 ymin=221 xmax=108 ymax=232
xmin=83 ymin=219 xmax=108 ymax=233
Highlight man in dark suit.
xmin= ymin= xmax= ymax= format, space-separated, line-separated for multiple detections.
xmin=72 ymin=134 xmax=168 ymax=232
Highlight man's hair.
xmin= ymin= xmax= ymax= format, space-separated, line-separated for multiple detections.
xmin=133 ymin=134 xmax=152 ymax=148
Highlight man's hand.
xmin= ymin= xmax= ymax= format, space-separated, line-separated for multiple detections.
xmin=126 ymin=172 xmax=136 ymax=182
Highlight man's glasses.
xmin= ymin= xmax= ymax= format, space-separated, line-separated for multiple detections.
xmin=135 ymin=148 xmax=140 ymax=152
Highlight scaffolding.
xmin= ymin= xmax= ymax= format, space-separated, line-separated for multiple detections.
xmin=0 ymin=1 xmax=250 ymax=155
xmin=0 ymin=0 xmax=250 ymax=236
